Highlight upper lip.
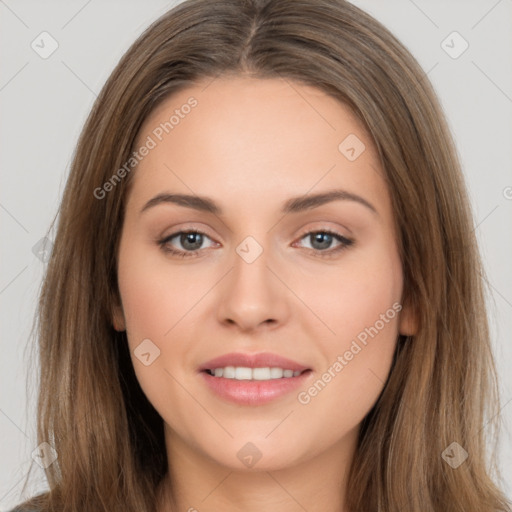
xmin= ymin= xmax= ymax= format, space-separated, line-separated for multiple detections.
xmin=198 ymin=352 xmax=311 ymax=372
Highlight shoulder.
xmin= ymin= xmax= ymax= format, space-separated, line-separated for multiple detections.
xmin=5 ymin=508 xmax=41 ymax=512
xmin=5 ymin=507 xmax=42 ymax=512
xmin=6 ymin=492 xmax=48 ymax=512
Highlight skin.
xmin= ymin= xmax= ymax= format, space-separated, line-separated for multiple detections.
xmin=113 ymin=75 xmax=416 ymax=512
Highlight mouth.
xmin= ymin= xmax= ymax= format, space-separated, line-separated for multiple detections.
xmin=197 ymin=352 xmax=313 ymax=405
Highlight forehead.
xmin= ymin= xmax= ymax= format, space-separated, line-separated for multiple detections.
xmin=127 ymin=76 xmax=387 ymax=218
xmin=137 ymin=75 xmax=369 ymax=151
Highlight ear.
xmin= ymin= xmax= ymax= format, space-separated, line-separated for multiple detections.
xmin=398 ymin=299 xmax=418 ymax=336
xmin=112 ymin=302 xmax=126 ymax=332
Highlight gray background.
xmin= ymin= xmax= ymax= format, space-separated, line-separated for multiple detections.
xmin=1 ymin=0 xmax=511 ymax=508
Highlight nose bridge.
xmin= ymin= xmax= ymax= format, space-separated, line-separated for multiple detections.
xmin=230 ymin=233 xmax=274 ymax=300
xmin=216 ymin=231 xmax=289 ymax=330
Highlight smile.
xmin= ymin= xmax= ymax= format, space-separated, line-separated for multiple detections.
xmin=204 ymin=366 xmax=304 ymax=380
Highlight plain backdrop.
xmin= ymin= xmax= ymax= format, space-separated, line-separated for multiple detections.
xmin=1 ymin=0 xmax=511 ymax=509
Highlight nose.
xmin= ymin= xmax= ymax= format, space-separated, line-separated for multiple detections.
xmin=216 ymin=240 xmax=291 ymax=332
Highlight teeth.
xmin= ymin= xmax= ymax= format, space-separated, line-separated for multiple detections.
xmin=208 ymin=366 xmax=303 ymax=380
xmin=235 ymin=367 xmax=252 ymax=380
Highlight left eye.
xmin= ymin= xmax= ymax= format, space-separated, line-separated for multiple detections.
xmin=295 ymin=230 xmax=353 ymax=253
xmin=158 ymin=229 xmax=353 ymax=258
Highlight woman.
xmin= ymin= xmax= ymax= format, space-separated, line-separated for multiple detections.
xmin=10 ymin=0 xmax=511 ymax=510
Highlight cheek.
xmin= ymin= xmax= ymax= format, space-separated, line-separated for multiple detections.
xmin=116 ymin=241 xmax=221 ymax=399
xmin=116 ymin=244 xmax=204 ymax=425
xmin=117 ymin=241 xmax=210 ymax=343
xmin=302 ymin=238 xmax=403 ymax=347
xmin=294 ymin=240 xmax=403 ymax=432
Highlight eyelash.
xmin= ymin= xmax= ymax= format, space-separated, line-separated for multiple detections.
xmin=157 ymin=229 xmax=354 ymax=259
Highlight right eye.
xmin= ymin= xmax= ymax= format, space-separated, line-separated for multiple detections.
xmin=158 ymin=230 xmax=218 ymax=258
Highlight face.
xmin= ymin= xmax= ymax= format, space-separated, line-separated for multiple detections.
xmin=113 ymin=76 xmax=416 ymax=472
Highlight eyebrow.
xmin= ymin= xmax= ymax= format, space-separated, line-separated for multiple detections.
xmin=139 ymin=189 xmax=378 ymax=216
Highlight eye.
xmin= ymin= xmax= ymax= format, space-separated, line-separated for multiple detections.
xmin=294 ymin=230 xmax=354 ymax=258
xmin=158 ymin=230 xmax=217 ymax=258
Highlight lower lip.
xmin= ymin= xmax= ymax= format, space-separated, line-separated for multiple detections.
xmin=199 ymin=370 xmax=312 ymax=406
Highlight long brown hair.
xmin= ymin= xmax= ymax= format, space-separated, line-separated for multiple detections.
xmin=15 ymin=0 xmax=511 ymax=510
